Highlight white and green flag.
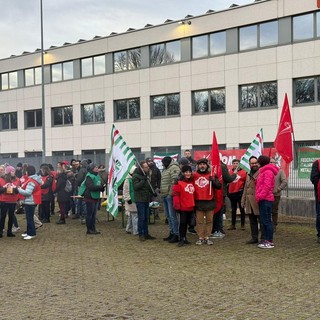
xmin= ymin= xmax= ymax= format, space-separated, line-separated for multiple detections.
xmin=239 ymin=128 xmax=264 ymax=173
xmin=107 ymin=125 xmax=136 ymax=217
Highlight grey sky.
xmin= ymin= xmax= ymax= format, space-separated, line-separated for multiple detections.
xmin=0 ymin=0 xmax=252 ymax=59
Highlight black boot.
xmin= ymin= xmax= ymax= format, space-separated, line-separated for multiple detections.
xmin=7 ymin=233 xmax=16 ymax=237
xmin=168 ymin=234 xmax=179 ymax=243
xmin=56 ymin=219 xmax=65 ymax=225
xmin=163 ymin=233 xmax=173 ymax=241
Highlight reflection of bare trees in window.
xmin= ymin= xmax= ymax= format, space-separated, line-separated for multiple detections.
xmin=128 ymin=99 xmax=140 ymax=118
xmin=260 ymin=82 xmax=277 ymax=107
xmin=150 ymin=43 xmax=178 ymax=66
xmin=194 ymin=91 xmax=209 ymax=113
xmin=82 ymin=103 xmax=105 ymax=124
xmin=64 ymin=107 xmax=73 ymax=124
xmin=114 ymin=49 xmax=141 ymax=72
xmin=241 ymin=85 xmax=258 ymax=109
xmin=210 ymin=89 xmax=225 ymax=111
xmin=295 ymin=78 xmax=315 ymax=104
xmin=152 ymin=94 xmax=180 ymax=117
xmin=167 ymin=94 xmax=180 ymax=115
xmin=128 ymin=50 xmax=141 ymax=70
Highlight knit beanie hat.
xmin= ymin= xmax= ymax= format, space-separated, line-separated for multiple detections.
xmin=87 ymin=163 xmax=98 ymax=172
xmin=257 ymin=155 xmax=270 ymax=167
xmin=179 ymin=157 xmax=190 ymax=166
xmin=197 ymin=158 xmax=209 ymax=165
xmin=181 ymin=165 xmax=192 ymax=173
xmin=5 ymin=166 xmax=15 ymax=174
xmin=161 ymin=156 xmax=172 ymax=167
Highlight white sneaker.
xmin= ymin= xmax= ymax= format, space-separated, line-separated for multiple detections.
xmin=195 ymin=239 xmax=204 ymax=245
xmin=24 ymin=235 xmax=35 ymax=240
xmin=21 ymin=233 xmax=28 ymax=237
xmin=257 ymin=241 xmax=273 ymax=249
xmin=211 ymin=231 xmax=225 ymax=239
xmin=12 ymin=226 xmax=20 ymax=233
xmin=205 ymin=238 xmax=213 ymax=245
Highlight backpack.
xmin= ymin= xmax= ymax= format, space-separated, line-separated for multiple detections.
xmin=65 ymin=179 xmax=72 ymax=193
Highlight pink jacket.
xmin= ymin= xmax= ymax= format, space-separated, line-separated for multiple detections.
xmin=255 ymin=164 xmax=279 ymax=203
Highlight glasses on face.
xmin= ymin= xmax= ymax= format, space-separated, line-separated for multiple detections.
xmin=250 ymin=162 xmax=258 ymax=165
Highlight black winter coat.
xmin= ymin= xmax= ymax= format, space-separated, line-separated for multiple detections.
xmin=56 ymin=172 xmax=70 ymax=203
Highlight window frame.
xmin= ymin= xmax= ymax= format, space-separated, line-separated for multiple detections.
xmin=151 ymin=93 xmax=180 ymax=118
xmin=0 ymin=112 xmax=18 ymax=131
xmin=114 ymin=47 xmax=141 ymax=72
xmin=25 ymin=109 xmax=42 ymax=129
xmin=51 ymin=61 xmax=74 ymax=82
xmin=239 ymin=81 xmax=278 ymax=110
xmin=51 ymin=106 xmax=73 ymax=126
xmin=114 ymin=98 xmax=141 ymax=121
xmin=192 ymin=88 xmax=226 ymax=115
xmin=294 ymin=76 xmax=320 ymax=106
xmin=150 ymin=40 xmax=181 ymax=66
xmin=81 ymin=102 xmax=105 ymax=124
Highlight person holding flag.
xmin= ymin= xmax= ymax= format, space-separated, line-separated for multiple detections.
xmin=132 ymin=160 xmax=156 ymax=242
xmin=193 ymin=158 xmax=221 ymax=245
xmin=310 ymin=159 xmax=320 ymax=244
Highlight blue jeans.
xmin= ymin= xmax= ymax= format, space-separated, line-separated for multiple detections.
xmin=85 ymin=201 xmax=98 ymax=232
xmin=316 ymin=200 xmax=320 ymax=237
xmin=259 ymin=200 xmax=274 ymax=241
xmin=76 ymin=199 xmax=87 ymax=218
xmin=162 ymin=195 xmax=178 ymax=236
xmin=0 ymin=203 xmax=16 ymax=233
xmin=25 ymin=204 xmax=36 ymax=236
xmin=136 ymin=202 xmax=149 ymax=236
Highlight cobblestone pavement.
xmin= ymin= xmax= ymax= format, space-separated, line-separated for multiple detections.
xmin=0 ymin=211 xmax=319 ymax=320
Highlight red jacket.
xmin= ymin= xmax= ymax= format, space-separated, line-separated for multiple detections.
xmin=193 ymin=172 xmax=212 ymax=200
xmin=0 ymin=177 xmax=21 ymax=202
xmin=172 ymin=179 xmax=195 ymax=211
xmin=228 ymin=169 xmax=247 ymax=194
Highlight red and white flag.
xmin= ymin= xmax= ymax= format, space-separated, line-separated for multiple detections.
xmin=274 ymin=93 xmax=294 ymax=177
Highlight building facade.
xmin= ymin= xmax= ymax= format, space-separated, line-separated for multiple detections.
xmin=0 ymin=0 xmax=319 ymax=161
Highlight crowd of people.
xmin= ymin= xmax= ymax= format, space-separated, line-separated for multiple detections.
xmin=1 ymin=149 xmax=319 ymax=247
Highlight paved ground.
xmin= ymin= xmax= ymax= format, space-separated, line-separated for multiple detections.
xmin=0 ymin=210 xmax=319 ymax=320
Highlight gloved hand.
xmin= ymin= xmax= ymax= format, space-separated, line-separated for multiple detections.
xmin=127 ymin=199 xmax=133 ymax=205
xmin=209 ymin=176 xmax=215 ymax=181
xmin=14 ymin=188 xmax=19 ymax=194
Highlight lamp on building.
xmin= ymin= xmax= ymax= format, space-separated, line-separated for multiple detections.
xmin=178 ymin=20 xmax=192 ymax=25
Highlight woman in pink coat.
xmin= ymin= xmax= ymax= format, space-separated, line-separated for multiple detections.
xmin=255 ymin=156 xmax=279 ymax=249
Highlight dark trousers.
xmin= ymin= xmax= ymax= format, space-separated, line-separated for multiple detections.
xmin=248 ymin=212 xmax=264 ymax=241
xmin=39 ymin=201 xmax=51 ymax=221
xmin=86 ymin=201 xmax=98 ymax=232
xmin=229 ymin=192 xmax=246 ymax=226
xmin=0 ymin=203 xmax=16 ymax=234
xmin=136 ymin=202 xmax=149 ymax=236
xmin=179 ymin=211 xmax=193 ymax=239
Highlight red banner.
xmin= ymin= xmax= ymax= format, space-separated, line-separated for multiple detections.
xmin=194 ymin=148 xmax=278 ymax=169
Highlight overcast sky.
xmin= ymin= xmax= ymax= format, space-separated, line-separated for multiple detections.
xmin=0 ymin=0 xmax=252 ymax=59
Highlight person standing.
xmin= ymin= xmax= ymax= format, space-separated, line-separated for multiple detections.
xmin=39 ymin=165 xmax=54 ymax=223
xmin=241 ymin=156 xmax=263 ymax=244
xmin=17 ymin=165 xmax=42 ymax=240
xmin=123 ymin=166 xmax=138 ymax=235
xmin=0 ymin=166 xmax=21 ymax=238
xmin=270 ymin=157 xmax=288 ymax=231
xmin=55 ymin=165 xmax=70 ymax=225
xmin=193 ymin=158 xmax=221 ymax=245
xmin=160 ymin=156 xmax=180 ymax=243
xmin=78 ymin=163 xmax=105 ymax=235
xmin=172 ymin=165 xmax=195 ymax=247
xmin=227 ymin=159 xmax=247 ymax=230
xmin=132 ymin=160 xmax=155 ymax=241
xmin=310 ymin=159 xmax=320 ymax=243
xmin=255 ymin=156 xmax=279 ymax=249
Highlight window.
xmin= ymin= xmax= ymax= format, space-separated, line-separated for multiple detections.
xmin=114 ymin=48 xmax=141 ymax=72
xmin=1 ymin=72 xmax=18 ymax=90
xmin=260 ymin=21 xmax=278 ymax=47
xmin=81 ymin=55 xmax=105 ymax=77
xmin=192 ymin=35 xmax=208 ymax=59
xmin=240 ymin=82 xmax=277 ymax=110
xmin=114 ymin=98 xmax=140 ymax=121
xmin=151 ymin=94 xmax=180 ymax=118
xmin=293 ymin=13 xmax=314 ymax=41
xmin=240 ymin=21 xmax=278 ymax=51
xmin=25 ymin=152 xmax=42 ymax=158
xmin=25 ymin=110 xmax=42 ymax=128
xmin=240 ymin=25 xmax=258 ymax=51
xmin=52 ymin=61 xmax=73 ymax=82
xmin=25 ymin=67 xmax=41 ymax=86
xmin=52 ymin=151 xmax=73 ymax=157
xmin=210 ymin=31 xmax=226 ymax=55
xmin=150 ymin=40 xmax=181 ymax=66
xmin=193 ymin=88 xmax=225 ymax=114
xmin=82 ymin=102 xmax=105 ymax=123
xmin=294 ymin=77 xmax=320 ymax=105
xmin=0 ymin=112 xmax=17 ymax=130
xmin=52 ymin=106 xmax=73 ymax=126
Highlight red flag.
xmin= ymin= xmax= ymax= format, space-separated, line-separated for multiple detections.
xmin=274 ymin=93 xmax=294 ymax=177
xmin=211 ymin=132 xmax=223 ymax=213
